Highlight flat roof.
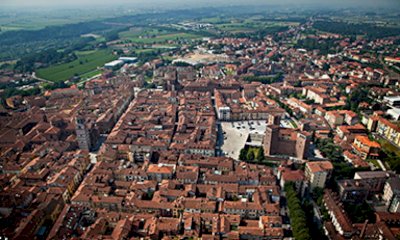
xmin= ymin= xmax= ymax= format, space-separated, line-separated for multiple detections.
xmin=354 ymin=171 xmax=389 ymax=179
xmin=104 ymin=60 xmax=124 ymax=67
xmin=387 ymin=107 xmax=400 ymax=114
xmin=119 ymin=57 xmax=138 ymax=61
xmin=384 ymin=96 xmax=400 ymax=101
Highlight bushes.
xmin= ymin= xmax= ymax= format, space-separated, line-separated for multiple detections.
xmin=269 ymin=95 xmax=294 ymax=116
xmin=0 ymin=87 xmax=41 ymax=101
xmin=243 ymin=73 xmax=283 ymax=84
xmin=239 ymin=146 xmax=265 ymax=162
xmin=285 ymin=183 xmax=312 ymax=240
xmin=315 ymin=137 xmax=343 ymax=161
xmin=379 ymin=138 xmax=400 ymax=173
xmin=345 ymin=87 xmax=371 ymax=113
xmin=344 ymin=201 xmax=375 ymax=223
xmin=295 ymin=37 xmax=338 ymax=55
xmin=313 ymin=21 xmax=400 ymax=39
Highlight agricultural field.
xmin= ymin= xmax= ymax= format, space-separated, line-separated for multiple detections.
xmin=133 ymin=48 xmax=159 ymax=54
xmin=0 ymin=17 xmax=88 ymax=32
xmin=79 ymin=69 xmax=103 ymax=80
xmin=36 ymin=50 xmax=115 ymax=82
xmin=119 ymin=29 xmax=204 ymax=44
xmin=0 ymin=8 xmax=126 ymax=32
xmin=214 ymin=20 xmax=299 ymax=33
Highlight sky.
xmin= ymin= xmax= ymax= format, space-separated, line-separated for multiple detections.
xmin=1 ymin=0 xmax=400 ymax=9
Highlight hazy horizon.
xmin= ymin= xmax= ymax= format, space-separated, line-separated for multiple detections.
xmin=2 ymin=0 xmax=400 ymax=10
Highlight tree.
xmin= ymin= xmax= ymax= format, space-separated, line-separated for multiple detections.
xmin=246 ymin=150 xmax=255 ymax=162
xmin=313 ymin=20 xmax=400 ymax=40
xmin=344 ymin=201 xmax=375 ymax=223
xmin=256 ymin=148 xmax=265 ymax=162
xmin=315 ymin=138 xmax=343 ymax=161
xmin=312 ymin=187 xmax=324 ymax=206
xmin=239 ymin=148 xmax=247 ymax=161
xmin=285 ymin=183 xmax=312 ymax=240
xmin=345 ymin=87 xmax=370 ymax=113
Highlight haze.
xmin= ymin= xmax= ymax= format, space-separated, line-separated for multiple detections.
xmin=2 ymin=0 xmax=400 ymax=9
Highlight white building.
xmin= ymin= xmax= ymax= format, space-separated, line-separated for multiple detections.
xmin=305 ymin=161 xmax=333 ymax=190
xmin=217 ymin=107 xmax=231 ymax=121
xmin=384 ymin=96 xmax=400 ymax=108
xmin=104 ymin=60 xmax=124 ymax=69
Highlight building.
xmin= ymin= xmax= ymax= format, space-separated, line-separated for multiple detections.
xmin=352 ymin=135 xmax=381 ymax=160
xmin=388 ymin=194 xmax=400 ymax=213
xmin=302 ymin=86 xmax=329 ymax=105
xmin=75 ymin=116 xmax=92 ymax=151
xmin=104 ymin=60 xmax=124 ymax=69
xmin=383 ymin=96 xmax=400 ymax=108
xmin=214 ymin=89 xmax=285 ymax=121
xmin=323 ymin=190 xmax=355 ymax=238
xmin=263 ymin=125 xmax=311 ymax=160
xmin=119 ymin=57 xmax=138 ymax=64
xmin=376 ymin=117 xmax=400 ymax=148
xmin=337 ymin=179 xmax=370 ymax=203
xmin=354 ymin=171 xmax=394 ymax=193
xmin=278 ymin=167 xmax=305 ymax=195
xmin=383 ymin=177 xmax=400 ymax=209
xmin=324 ymin=111 xmax=344 ymax=128
xmin=305 ymin=161 xmax=333 ymax=190
xmin=147 ymin=164 xmax=175 ymax=182
xmin=217 ymin=106 xmax=231 ymax=121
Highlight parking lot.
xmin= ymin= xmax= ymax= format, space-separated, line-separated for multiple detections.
xmin=220 ymin=120 xmax=267 ymax=160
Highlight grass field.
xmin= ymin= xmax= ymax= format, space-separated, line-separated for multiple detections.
xmin=36 ymin=50 xmax=115 ymax=82
xmin=378 ymin=138 xmax=400 ymax=156
xmin=200 ymin=17 xmax=225 ymax=24
xmin=217 ymin=23 xmax=257 ymax=32
xmin=132 ymin=45 xmax=177 ymax=53
xmin=133 ymin=48 xmax=159 ymax=54
xmin=214 ymin=20 xmax=298 ymax=33
xmin=79 ymin=69 xmax=103 ymax=80
xmin=119 ymin=30 xmax=204 ymax=44
xmin=0 ymin=19 xmax=90 ymax=32
xmin=0 ymin=9 xmax=122 ymax=32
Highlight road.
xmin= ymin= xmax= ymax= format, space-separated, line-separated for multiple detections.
xmin=31 ymin=72 xmax=54 ymax=84
xmin=77 ymin=73 xmax=102 ymax=87
xmin=311 ymin=199 xmax=323 ymax=228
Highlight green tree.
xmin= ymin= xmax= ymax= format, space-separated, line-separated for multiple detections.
xmin=246 ymin=150 xmax=255 ymax=162
xmin=258 ymin=148 xmax=265 ymax=162
xmin=239 ymin=148 xmax=247 ymax=161
xmin=285 ymin=183 xmax=312 ymax=240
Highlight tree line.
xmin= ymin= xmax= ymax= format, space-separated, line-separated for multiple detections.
xmin=243 ymin=73 xmax=283 ymax=84
xmin=285 ymin=183 xmax=312 ymax=240
xmin=313 ymin=21 xmax=400 ymax=39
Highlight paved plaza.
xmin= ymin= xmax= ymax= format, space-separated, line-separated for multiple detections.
xmin=220 ymin=120 xmax=267 ymax=160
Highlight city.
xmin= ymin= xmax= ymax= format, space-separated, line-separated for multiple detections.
xmin=1 ymin=0 xmax=400 ymax=239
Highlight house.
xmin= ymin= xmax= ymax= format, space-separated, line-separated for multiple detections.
xmin=305 ymin=161 xmax=333 ymax=190
xmin=147 ymin=164 xmax=175 ymax=182
xmin=278 ymin=167 xmax=305 ymax=196
xmin=376 ymin=117 xmax=400 ymax=148
xmin=337 ymin=179 xmax=370 ymax=203
xmin=352 ymin=135 xmax=381 ymax=160
xmin=383 ymin=177 xmax=400 ymax=210
xmin=323 ymin=190 xmax=355 ymax=238
xmin=325 ymin=111 xmax=344 ymax=128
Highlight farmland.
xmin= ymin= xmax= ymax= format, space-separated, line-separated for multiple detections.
xmin=36 ymin=50 xmax=115 ymax=82
xmin=119 ymin=29 xmax=204 ymax=44
xmin=214 ymin=20 xmax=298 ymax=34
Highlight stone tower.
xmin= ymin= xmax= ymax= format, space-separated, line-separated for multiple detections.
xmin=75 ymin=116 xmax=91 ymax=150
